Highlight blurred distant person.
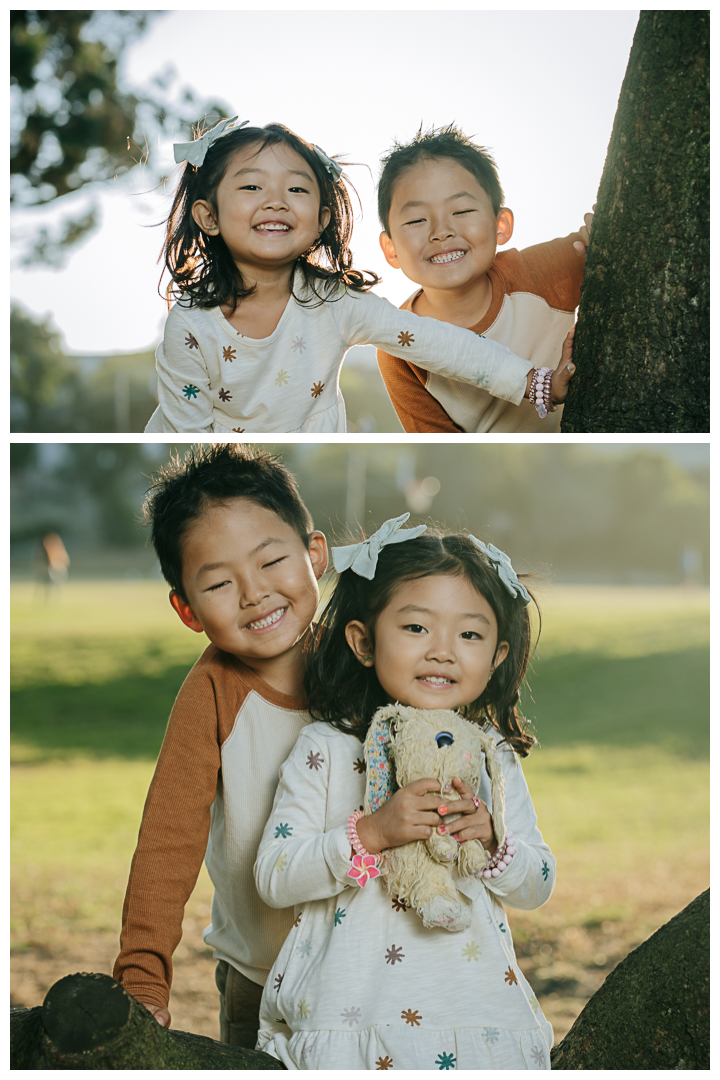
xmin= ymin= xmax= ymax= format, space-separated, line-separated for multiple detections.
xmin=113 ymin=444 xmax=327 ymax=1050
xmin=145 ymin=118 xmax=573 ymax=434
xmin=376 ymin=124 xmax=588 ymax=432
xmin=39 ymin=533 xmax=69 ymax=598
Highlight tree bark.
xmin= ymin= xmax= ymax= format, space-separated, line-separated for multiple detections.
xmin=561 ymin=11 xmax=709 ymax=433
xmin=551 ymin=889 xmax=709 ymax=1069
xmin=10 ymin=972 xmax=284 ymax=1070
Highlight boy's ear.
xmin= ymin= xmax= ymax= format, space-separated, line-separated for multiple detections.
xmin=169 ymin=591 xmax=205 ymax=634
xmin=191 ymin=199 xmax=219 ymax=235
xmin=496 ymin=208 xmax=514 ymax=247
xmin=308 ymin=531 xmax=329 ymax=580
xmin=379 ymin=231 xmax=400 ymax=270
xmin=345 ymin=620 xmax=373 ymax=665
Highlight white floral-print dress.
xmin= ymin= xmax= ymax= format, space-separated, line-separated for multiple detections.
xmin=254 ymin=721 xmax=555 ymax=1070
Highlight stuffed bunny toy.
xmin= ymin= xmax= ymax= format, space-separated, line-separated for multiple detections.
xmin=363 ymin=703 xmax=507 ymax=932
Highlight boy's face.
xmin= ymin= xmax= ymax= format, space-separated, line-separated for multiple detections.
xmin=380 ymin=157 xmax=513 ymax=294
xmin=172 ymin=498 xmax=327 ymax=669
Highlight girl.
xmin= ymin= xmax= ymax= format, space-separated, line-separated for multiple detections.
xmin=145 ymin=116 xmax=575 ymax=432
xmin=254 ymin=515 xmax=555 ymax=1070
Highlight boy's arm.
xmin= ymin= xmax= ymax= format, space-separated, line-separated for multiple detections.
xmin=335 ymin=290 xmax=532 ymax=406
xmin=376 ymin=350 xmax=466 ymax=433
xmin=254 ymin=732 xmax=360 ymax=909
xmin=154 ymin=306 xmax=215 ymax=433
xmin=112 ymin=666 xmax=221 ymax=1014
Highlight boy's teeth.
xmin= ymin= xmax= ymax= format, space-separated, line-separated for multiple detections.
xmin=430 ymin=251 xmax=465 ymax=264
xmin=248 ymin=608 xmax=286 ymax=630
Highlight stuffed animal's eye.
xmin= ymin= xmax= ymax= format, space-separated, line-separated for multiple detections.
xmin=435 ymin=731 xmax=454 ymax=748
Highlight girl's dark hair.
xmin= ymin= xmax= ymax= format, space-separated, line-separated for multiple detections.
xmin=143 ymin=443 xmax=314 ymax=602
xmin=308 ymin=530 xmax=537 ymax=756
xmin=377 ymin=122 xmax=505 ymax=234
xmin=161 ymin=121 xmax=379 ymax=311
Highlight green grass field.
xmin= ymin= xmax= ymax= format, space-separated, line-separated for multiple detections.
xmin=10 ymin=581 xmax=709 ymax=1040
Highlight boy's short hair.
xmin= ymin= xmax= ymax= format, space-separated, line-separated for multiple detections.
xmin=144 ymin=444 xmax=314 ymax=601
xmin=377 ymin=123 xmax=505 ymax=234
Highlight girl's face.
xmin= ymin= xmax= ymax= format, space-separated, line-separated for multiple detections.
xmin=346 ymin=573 xmax=509 ymax=712
xmin=192 ymin=141 xmax=331 ymax=274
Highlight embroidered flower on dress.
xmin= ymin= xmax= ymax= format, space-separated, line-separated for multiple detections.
xmin=376 ymin=1056 xmax=393 ymax=1070
xmin=353 ymin=758 xmax=367 ymax=773
xmin=482 ymin=1028 xmax=500 ymax=1044
xmin=182 ymin=384 xmax=199 ymax=400
xmin=222 ymin=345 xmax=236 ymax=362
xmin=275 ymin=369 xmax=290 ymax=386
xmin=306 ymin=751 xmax=324 ymax=770
xmin=218 ymin=388 xmax=232 ymax=402
xmin=185 ymin=333 xmax=199 ymax=350
xmin=274 ymin=973 xmax=284 ymax=991
xmin=504 ymin=966 xmax=518 ymax=986
xmin=296 ymin=998 xmax=311 ymax=1019
xmin=274 ymin=853 xmax=288 ymax=873
xmin=401 ymin=1008 xmax=421 ymax=1027
xmin=291 ymin=335 xmax=307 ymax=353
xmin=274 ymin=823 xmax=292 ymax=838
xmin=385 ymin=944 xmax=405 ymax=965
xmin=297 ymin=939 xmax=312 ymax=956
xmin=334 ymin=908 xmax=346 ymax=926
xmin=461 ymin=941 xmax=480 ymax=962
xmin=397 ymin=331 xmax=414 ymax=347
xmin=391 ymin=898 xmax=408 ymax=913
xmin=530 ymin=1046 xmax=546 ymax=1066
xmin=310 ymin=381 xmax=325 ymax=398
xmin=436 ymin=1051 xmax=457 ymax=1070
xmin=541 ymin=860 xmax=550 ymax=881
xmin=341 ymin=1006 xmax=361 ymax=1026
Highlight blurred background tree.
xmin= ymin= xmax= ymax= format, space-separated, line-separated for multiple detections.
xmin=10 ymin=443 xmax=708 ymax=586
xmin=11 ymin=9 xmax=228 ymax=265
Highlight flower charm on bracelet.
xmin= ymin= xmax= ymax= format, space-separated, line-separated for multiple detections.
xmin=348 ymin=853 xmax=381 ymax=888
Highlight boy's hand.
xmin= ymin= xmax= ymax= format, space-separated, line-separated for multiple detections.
xmin=573 ymin=207 xmax=596 ymax=257
xmin=355 ymin=779 xmax=443 ymax=854
xmin=438 ymin=777 xmax=497 ymax=853
xmin=549 ymin=326 xmax=576 ymax=404
xmin=142 ymin=1002 xmax=171 ymax=1028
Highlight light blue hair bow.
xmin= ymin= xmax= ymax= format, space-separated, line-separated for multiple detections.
xmin=313 ymin=144 xmax=343 ymax=182
xmin=468 ymin=537 xmax=531 ymax=605
xmin=174 ymin=116 xmax=249 ymax=167
xmin=332 ymin=513 xmax=426 ymax=580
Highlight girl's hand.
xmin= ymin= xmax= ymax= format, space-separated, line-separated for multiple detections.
xmin=439 ymin=776 xmax=497 ymax=854
xmin=549 ymin=325 xmax=576 ymax=404
xmin=356 ymin=778 xmax=443 ymax=854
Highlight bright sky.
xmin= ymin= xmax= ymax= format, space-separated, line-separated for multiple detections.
xmin=11 ymin=8 xmax=640 ymax=355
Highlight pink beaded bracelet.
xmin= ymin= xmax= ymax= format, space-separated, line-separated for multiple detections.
xmin=481 ymin=828 xmax=516 ymax=879
xmin=346 ymin=809 xmax=382 ymax=888
xmin=528 ymin=367 xmax=557 ymax=420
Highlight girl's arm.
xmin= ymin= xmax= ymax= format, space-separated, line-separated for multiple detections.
xmin=254 ymin=730 xmax=361 ymax=909
xmin=154 ymin=306 xmax=215 ymax=433
xmin=478 ymin=741 xmax=556 ymax=911
xmin=334 ymin=289 xmax=533 ymax=406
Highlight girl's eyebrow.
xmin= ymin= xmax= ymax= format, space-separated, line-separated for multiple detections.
xmin=232 ymin=166 xmax=315 ymax=184
xmin=396 ymin=603 xmax=490 ymax=626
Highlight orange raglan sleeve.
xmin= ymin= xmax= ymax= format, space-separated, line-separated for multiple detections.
xmin=376 ymin=351 xmax=465 ymax=434
xmin=112 ymin=656 xmax=228 ymax=1010
xmin=515 ymin=232 xmax=585 ymax=312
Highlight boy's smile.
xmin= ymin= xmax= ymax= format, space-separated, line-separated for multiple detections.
xmin=380 ymin=157 xmax=513 ymax=325
xmin=172 ymin=498 xmax=327 ymax=688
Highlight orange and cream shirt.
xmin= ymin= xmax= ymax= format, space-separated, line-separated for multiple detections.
xmin=113 ymin=645 xmax=310 ymax=1010
xmin=377 ymin=233 xmax=584 ymax=433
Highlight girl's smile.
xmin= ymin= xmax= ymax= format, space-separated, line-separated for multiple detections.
xmin=347 ymin=573 xmax=509 ymax=712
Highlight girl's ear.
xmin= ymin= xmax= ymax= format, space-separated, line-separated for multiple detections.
xmin=319 ymin=206 xmax=331 ymax=233
xmin=345 ymin=620 xmax=373 ymax=666
xmin=169 ymin=591 xmax=204 ymax=634
xmin=191 ymin=199 xmax=219 ymax=235
xmin=379 ymin=231 xmax=400 ymax=269
xmin=493 ymin=640 xmax=510 ymax=669
xmin=496 ymin=208 xmax=514 ymax=248
xmin=308 ymin=531 xmax=329 ymax=580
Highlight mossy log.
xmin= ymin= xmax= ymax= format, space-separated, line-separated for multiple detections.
xmin=10 ymin=971 xmax=285 ymax=1070
xmin=551 ymin=889 xmax=709 ymax=1069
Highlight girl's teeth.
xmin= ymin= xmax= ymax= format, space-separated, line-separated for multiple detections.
xmin=431 ymin=251 xmax=465 ymax=264
xmin=424 ymin=677 xmax=451 ymax=684
xmin=248 ymin=608 xmax=286 ymax=630
xmin=258 ymin=224 xmax=289 ymax=231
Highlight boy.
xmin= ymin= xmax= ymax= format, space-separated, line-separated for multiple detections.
xmin=112 ymin=443 xmax=328 ymax=1046
xmin=376 ymin=124 xmax=591 ymax=432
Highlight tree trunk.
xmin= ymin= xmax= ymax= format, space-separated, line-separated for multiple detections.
xmin=561 ymin=11 xmax=709 ymax=433
xmin=551 ymin=889 xmax=709 ymax=1069
xmin=10 ymin=972 xmax=284 ymax=1070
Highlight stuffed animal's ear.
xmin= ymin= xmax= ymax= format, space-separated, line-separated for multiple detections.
xmin=363 ymin=712 xmax=397 ymax=813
